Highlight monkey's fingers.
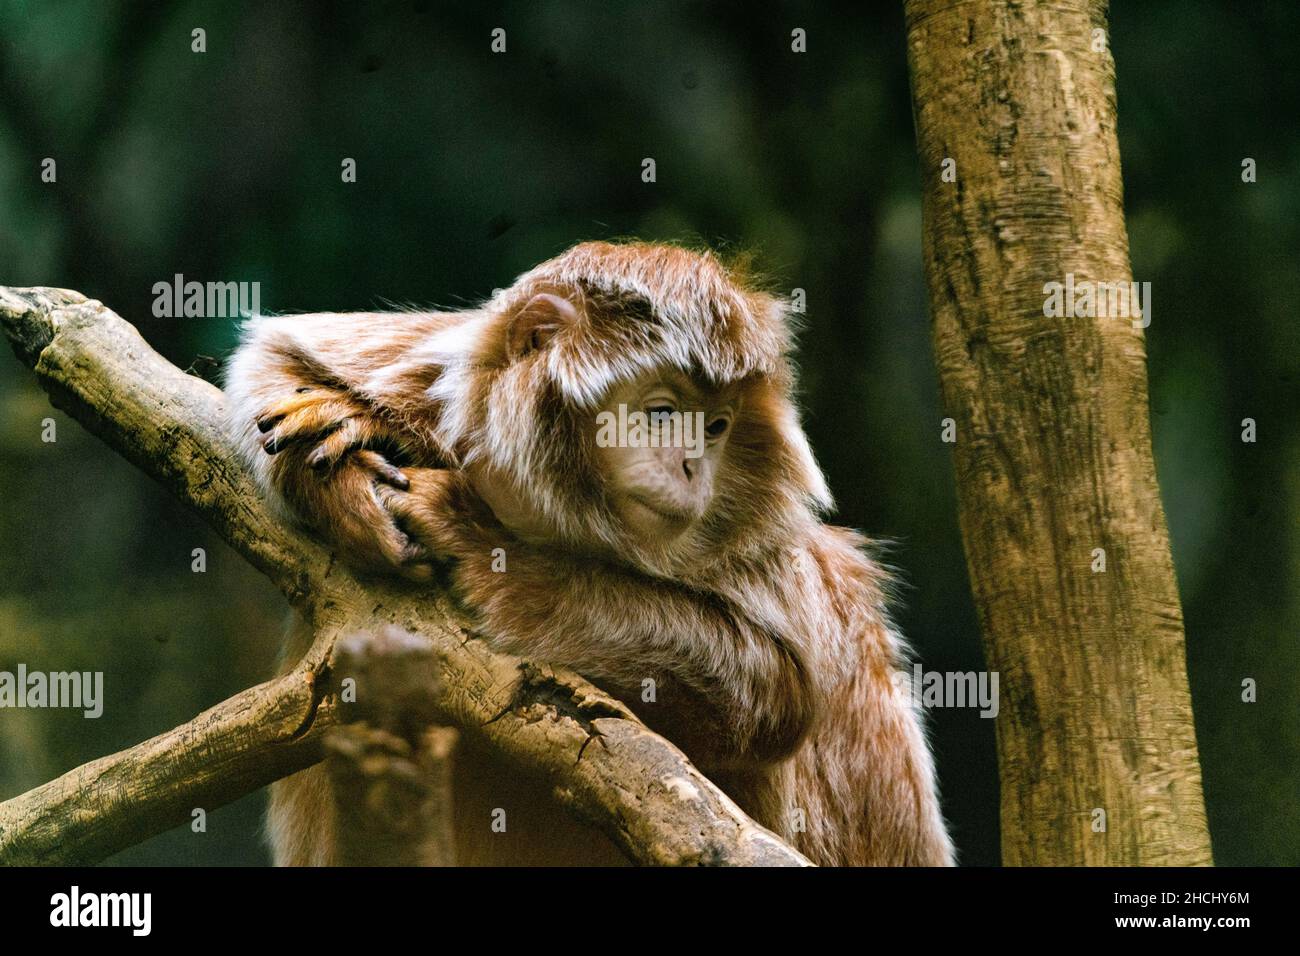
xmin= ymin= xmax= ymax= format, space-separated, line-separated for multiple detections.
xmin=375 ymin=523 xmax=436 ymax=581
xmin=353 ymin=450 xmax=410 ymax=490
xmin=315 ymin=471 xmax=430 ymax=579
xmin=255 ymin=386 xmax=349 ymax=432
xmin=349 ymin=517 xmax=434 ymax=582
xmin=373 ymin=477 xmax=455 ymax=572
xmin=379 ymin=507 xmax=440 ymax=583
xmin=260 ymin=399 xmax=361 ymax=455
xmin=304 ymin=419 xmax=394 ymax=473
xmin=350 ymin=452 xmax=434 ymax=579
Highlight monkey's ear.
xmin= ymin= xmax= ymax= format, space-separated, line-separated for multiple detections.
xmin=506 ymin=293 xmax=579 ymax=359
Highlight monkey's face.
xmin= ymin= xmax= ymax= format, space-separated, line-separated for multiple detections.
xmin=592 ymin=370 xmax=738 ymax=544
xmin=462 ymin=279 xmax=829 ymax=572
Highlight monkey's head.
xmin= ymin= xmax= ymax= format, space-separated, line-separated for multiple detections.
xmin=432 ymin=241 xmax=831 ymax=576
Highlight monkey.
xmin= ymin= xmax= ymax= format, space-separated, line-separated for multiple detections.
xmin=224 ymin=241 xmax=955 ymax=866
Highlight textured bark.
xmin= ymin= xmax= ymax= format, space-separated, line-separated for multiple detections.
xmin=0 ymin=670 xmax=331 ymax=867
xmin=905 ymin=1 xmax=1212 ymax=864
xmin=0 ymin=287 xmax=810 ymax=867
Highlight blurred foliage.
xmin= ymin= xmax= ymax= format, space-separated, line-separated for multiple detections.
xmin=0 ymin=0 xmax=1294 ymax=866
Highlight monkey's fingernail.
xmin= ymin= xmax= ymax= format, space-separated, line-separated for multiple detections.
xmin=308 ymin=450 xmax=328 ymax=471
xmin=256 ymin=414 xmax=282 ymax=433
xmin=263 ymin=433 xmax=281 ymax=454
xmin=378 ymin=465 xmax=409 ymax=489
xmin=295 ymin=386 xmax=312 ymax=394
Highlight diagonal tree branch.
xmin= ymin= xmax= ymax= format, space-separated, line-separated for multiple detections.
xmin=0 ymin=287 xmax=810 ymax=867
xmin=0 ymin=671 xmax=330 ymax=867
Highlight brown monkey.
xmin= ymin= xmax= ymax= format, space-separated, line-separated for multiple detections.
xmin=225 ymin=241 xmax=954 ymax=866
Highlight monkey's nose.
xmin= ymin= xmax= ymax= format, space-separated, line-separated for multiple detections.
xmin=682 ymin=456 xmax=696 ymax=481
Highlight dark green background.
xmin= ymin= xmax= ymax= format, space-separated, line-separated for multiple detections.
xmin=0 ymin=1 xmax=1295 ymax=866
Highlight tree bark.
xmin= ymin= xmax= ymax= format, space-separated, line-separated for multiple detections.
xmin=905 ymin=0 xmax=1212 ymax=864
xmin=0 ymin=286 xmax=810 ymax=867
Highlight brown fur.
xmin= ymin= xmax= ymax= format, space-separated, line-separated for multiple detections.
xmin=226 ymin=241 xmax=954 ymax=866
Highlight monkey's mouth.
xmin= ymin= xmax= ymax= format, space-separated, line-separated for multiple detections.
xmin=628 ymin=495 xmax=696 ymax=525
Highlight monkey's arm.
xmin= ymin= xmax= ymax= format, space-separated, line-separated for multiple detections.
xmin=224 ymin=311 xmax=463 ymax=573
xmin=380 ymin=468 xmax=819 ymax=768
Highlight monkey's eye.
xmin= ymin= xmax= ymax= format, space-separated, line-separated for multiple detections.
xmin=645 ymin=403 xmax=676 ymax=418
xmin=705 ymin=415 xmax=731 ymax=439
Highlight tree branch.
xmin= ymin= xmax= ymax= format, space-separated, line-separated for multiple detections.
xmin=0 ymin=287 xmax=810 ymax=867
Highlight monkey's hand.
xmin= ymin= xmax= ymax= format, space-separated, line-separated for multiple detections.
xmin=252 ymin=388 xmax=440 ymax=581
xmin=285 ymin=450 xmax=445 ymax=581
xmin=255 ymin=384 xmax=400 ymax=472
xmin=373 ymin=467 xmax=499 ymax=563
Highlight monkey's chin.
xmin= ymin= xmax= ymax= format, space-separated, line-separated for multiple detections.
xmin=623 ymin=496 xmax=695 ymax=540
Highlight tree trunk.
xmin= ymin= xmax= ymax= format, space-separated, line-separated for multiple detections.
xmin=904 ymin=0 xmax=1213 ymax=865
